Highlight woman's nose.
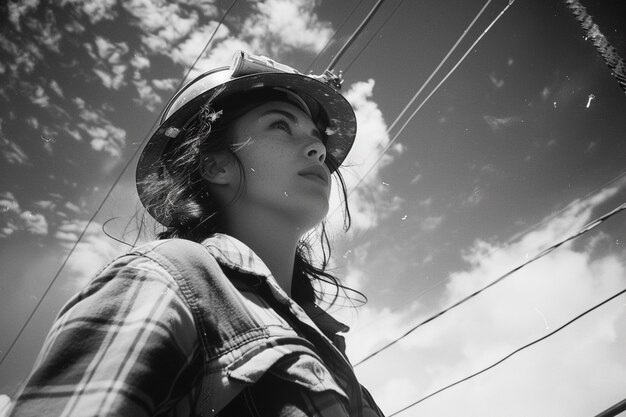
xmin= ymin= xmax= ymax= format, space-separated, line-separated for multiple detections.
xmin=305 ymin=140 xmax=326 ymax=164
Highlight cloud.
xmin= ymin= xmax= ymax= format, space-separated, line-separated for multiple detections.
xmin=19 ymin=211 xmax=48 ymax=236
xmin=54 ymin=221 xmax=125 ymax=288
xmin=133 ymin=79 xmax=163 ymax=112
xmin=77 ymin=0 xmax=117 ymax=23
xmin=169 ymin=21 xmax=231 ymax=68
xmin=0 ymin=394 xmax=10 ymax=417
xmin=341 ymin=301 xmax=423 ymax=363
xmin=489 ymin=72 xmax=504 ymax=88
xmin=49 ymin=80 xmax=64 ymax=97
xmin=242 ymin=0 xmax=333 ymax=54
xmin=122 ymin=0 xmax=211 ymax=57
xmin=86 ymin=37 xmax=130 ymax=90
xmin=483 ymin=115 xmax=519 ymax=131
xmin=325 ymin=79 xmax=403 ymax=233
xmin=0 ymin=192 xmax=52 ymax=238
xmin=0 ymin=192 xmax=20 ymax=214
xmin=152 ymin=78 xmax=178 ymax=91
xmin=420 ymin=215 xmax=443 ymax=232
xmin=344 ymin=181 xmax=626 ymax=416
xmin=84 ymin=124 xmax=126 ymax=158
xmin=7 ymin=0 xmax=41 ymax=30
xmin=409 ymin=174 xmax=422 ymax=185
xmin=73 ymin=97 xmax=127 ymax=158
xmin=31 ymin=84 xmax=50 ymax=107
xmin=130 ymin=54 xmax=150 ymax=74
xmin=0 ymin=137 xmax=30 ymax=166
xmin=462 ymin=186 xmax=484 ymax=207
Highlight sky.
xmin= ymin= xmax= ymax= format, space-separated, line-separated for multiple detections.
xmin=1 ymin=0 xmax=625 ymax=415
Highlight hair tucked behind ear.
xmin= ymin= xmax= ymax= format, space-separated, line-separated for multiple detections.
xmin=139 ymin=101 xmax=365 ymax=307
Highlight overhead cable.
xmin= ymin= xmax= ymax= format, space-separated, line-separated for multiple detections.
xmin=306 ymin=0 xmax=365 ymax=74
xmin=346 ymin=0 xmax=514 ymax=199
xmin=0 ymin=0 xmax=240 ymax=371
xmin=385 ymin=0 xmax=493 ymax=134
xmin=348 ymin=172 xmax=626 ymax=338
xmin=325 ymin=0 xmax=387 ymax=72
xmin=342 ymin=0 xmax=407 ymax=74
xmin=387 ymin=287 xmax=626 ymax=416
xmin=354 ymin=200 xmax=626 ymax=366
xmin=594 ymin=398 xmax=626 ymax=417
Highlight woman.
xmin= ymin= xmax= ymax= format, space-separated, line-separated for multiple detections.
xmin=9 ymin=51 xmax=384 ymax=417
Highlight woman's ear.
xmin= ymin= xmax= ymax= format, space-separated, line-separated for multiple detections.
xmin=199 ymin=151 xmax=236 ymax=185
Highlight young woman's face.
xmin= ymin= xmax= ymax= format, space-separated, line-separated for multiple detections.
xmin=228 ymin=100 xmax=332 ymax=229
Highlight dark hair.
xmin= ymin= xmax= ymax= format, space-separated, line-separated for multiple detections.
xmin=139 ymin=96 xmax=363 ymax=307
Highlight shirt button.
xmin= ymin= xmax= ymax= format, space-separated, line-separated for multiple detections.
xmin=313 ymin=363 xmax=325 ymax=382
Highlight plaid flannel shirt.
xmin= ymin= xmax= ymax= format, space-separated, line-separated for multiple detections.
xmin=9 ymin=234 xmax=384 ymax=417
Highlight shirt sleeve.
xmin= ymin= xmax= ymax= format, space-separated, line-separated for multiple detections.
xmin=9 ymin=254 xmax=201 ymax=417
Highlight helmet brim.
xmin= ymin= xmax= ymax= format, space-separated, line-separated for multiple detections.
xmin=136 ymin=70 xmax=356 ymax=226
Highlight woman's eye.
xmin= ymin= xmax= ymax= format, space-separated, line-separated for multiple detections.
xmin=271 ymin=120 xmax=292 ymax=134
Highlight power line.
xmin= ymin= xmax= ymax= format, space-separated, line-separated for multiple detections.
xmin=305 ymin=0 xmax=365 ymax=74
xmin=326 ymin=0 xmax=388 ymax=72
xmin=0 ymin=0 xmax=240 ymax=372
xmin=345 ymin=0 xmax=514 ymax=199
xmin=595 ymin=398 xmax=626 ymax=417
xmin=354 ymin=200 xmax=626 ymax=366
xmin=348 ymin=171 xmax=626 ymax=338
xmin=342 ymin=0 xmax=407 ymax=74
xmin=387 ymin=287 xmax=626 ymax=416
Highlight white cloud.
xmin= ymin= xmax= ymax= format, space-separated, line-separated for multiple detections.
xmin=55 ymin=221 xmax=125 ymax=288
xmin=123 ymin=0 xmax=210 ymax=54
xmin=0 ymin=192 xmax=52 ymax=237
xmin=409 ymin=173 xmax=422 ymax=184
xmin=462 ymin=186 xmax=484 ymax=207
xmin=420 ymin=215 xmax=443 ymax=232
xmin=0 ymin=394 xmax=10 ymax=417
xmin=169 ymin=21 xmax=233 ymax=70
xmin=73 ymin=98 xmax=127 ymax=158
xmin=130 ymin=54 xmax=150 ymax=73
xmin=375 ymin=377 xmax=421 ymax=415
xmin=19 ymin=211 xmax=48 ymax=236
xmin=242 ymin=0 xmax=333 ymax=54
xmin=88 ymin=37 xmax=129 ymax=90
xmin=152 ymin=78 xmax=178 ymax=91
xmin=1 ymin=137 xmax=30 ymax=166
xmin=325 ymin=79 xmax=403 ymax=234
xmin=345 ymin=181 xmax=626 ymax=416
xmin=483 ymin=115 xmax=519 ymax=131
xmin=86 ymin=124 xmax=126 ymax=158
xmin=489 ymin=72 xmax=504 ymax=88
xmin=49 ymin=80 xmax=64 ymax=97
xmin=341 ymin=301 xmax=422 ymax=362
xmin=0 ymin=191 xmax=20 ymax=214
xmin=133 ymin=79 xmax=163 ymax=112
xmin=76 ymin=0 xmax=117 ymax=23
xmin=31 ymin=84 xmax=50 ymax=107
xmin=7 ymin=0 xmax=40 ymax=30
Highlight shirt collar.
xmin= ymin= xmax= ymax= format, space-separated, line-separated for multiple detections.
xmin=201 ymin=232 xmax=272 ymax=278
xmin=200 ymin=233 xmax=350 ymax=335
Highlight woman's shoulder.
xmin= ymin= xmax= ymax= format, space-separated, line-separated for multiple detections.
xmin=128 ymin=238 xmax=222 ymax=277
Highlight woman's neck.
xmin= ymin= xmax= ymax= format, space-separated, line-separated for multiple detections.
xmin=221 ymin=208 xmax=304 ymax=297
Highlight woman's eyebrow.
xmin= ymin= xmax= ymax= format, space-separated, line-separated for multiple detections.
xmin=260 ymin=109 xmax=322 ymax=139
xmin=260 ymin=109 xmax=298 ymax=122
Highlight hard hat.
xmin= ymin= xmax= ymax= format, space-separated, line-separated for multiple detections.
xmin=136 ymin=51 xmax=357 ymax=225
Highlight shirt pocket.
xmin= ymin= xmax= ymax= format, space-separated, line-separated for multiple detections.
xmin=228 ymin=347 xmax=349 ymax=402
xmin=269 ymin=352 xmax=349 ymax=400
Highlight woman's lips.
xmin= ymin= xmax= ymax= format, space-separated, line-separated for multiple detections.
xmin=298 ymin=165 xmax=329 ymax=185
